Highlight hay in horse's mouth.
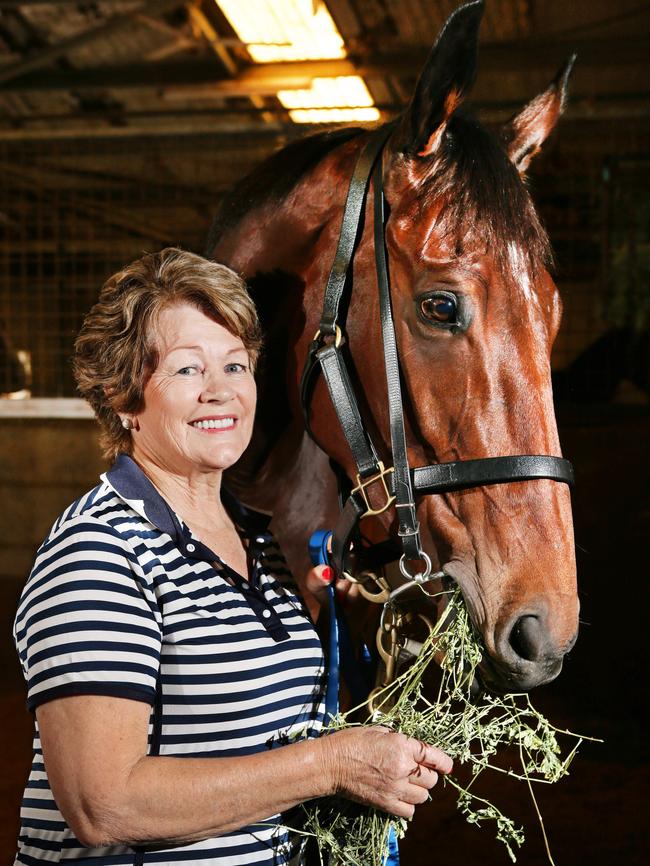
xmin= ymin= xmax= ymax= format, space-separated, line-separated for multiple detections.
xmin=436 ymin=570 xmax=483 ymax=697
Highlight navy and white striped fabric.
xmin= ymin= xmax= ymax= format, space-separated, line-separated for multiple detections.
xmin=13 ymin=454 xmax=326 ymax=865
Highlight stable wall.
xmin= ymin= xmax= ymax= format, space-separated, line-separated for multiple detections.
xmin=0 ymin=418 xmax=105 ymax=675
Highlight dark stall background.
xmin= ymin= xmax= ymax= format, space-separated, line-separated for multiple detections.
xmin=0 ymin=1 xmax=648 ymax=864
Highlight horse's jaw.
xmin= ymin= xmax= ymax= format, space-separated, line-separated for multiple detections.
xmin=441 ymin=557 xmax=578 ymax=693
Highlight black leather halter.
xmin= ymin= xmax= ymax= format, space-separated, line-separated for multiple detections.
xmin=300 ymin=124 xmax=573 ymax=579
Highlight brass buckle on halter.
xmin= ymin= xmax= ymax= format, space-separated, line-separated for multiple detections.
xmin=352 ymin=461 xmax=395 ymax=517
xmin=313 ymin=325 xmax=343 ymax=348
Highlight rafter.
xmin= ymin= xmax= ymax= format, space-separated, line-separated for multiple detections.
xmin=0 ymin=0 xmax=189 ymax=85
xmin=0 ymin=35 xmax=646 ymax=95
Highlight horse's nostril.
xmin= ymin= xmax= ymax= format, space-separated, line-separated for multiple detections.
xmin=509 ymin=615 xmax=545 ymax=662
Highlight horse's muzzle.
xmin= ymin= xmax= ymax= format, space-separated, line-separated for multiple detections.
xmin=479 ymin=651 xmax=565 ymax=694
xmin=442 ymin=565 xmax=578 ymax=693
xmin=488 ymin=609 xmax=579 ymax=692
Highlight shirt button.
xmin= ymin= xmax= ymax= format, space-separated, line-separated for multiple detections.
xmin=262 ymin=609 xmax=272 ymax=619
xmin=256 ymin=536 xmax=266 ymax=543
xmin=186 ymin=543 xmax=196 ymax=553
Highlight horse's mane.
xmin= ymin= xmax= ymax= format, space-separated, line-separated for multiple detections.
xmin=207 ymin=111 xmax=550 ymax=280
xmin=205 ymin=127 xmax=365 ymax=254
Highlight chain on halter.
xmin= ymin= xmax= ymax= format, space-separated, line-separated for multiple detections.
xmin=348 ymin=563 xmax=443 ymax=706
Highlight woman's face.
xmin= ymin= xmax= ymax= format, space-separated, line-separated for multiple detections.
xmin=131 ymin=302 xmax=257 ymax=478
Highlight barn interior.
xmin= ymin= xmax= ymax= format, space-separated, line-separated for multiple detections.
xmin=0 ymin=0 xmax=648 ymax=863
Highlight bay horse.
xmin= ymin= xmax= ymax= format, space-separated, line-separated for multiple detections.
xmin=208 ymin=0 xmax=579 ymax=693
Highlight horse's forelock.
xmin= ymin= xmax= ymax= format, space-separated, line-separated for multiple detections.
xmin=414 ymin=109 xmax=553 ymax=285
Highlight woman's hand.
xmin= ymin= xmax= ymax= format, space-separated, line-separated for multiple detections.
xmin=319 ymin=726 xmax=453 ymax=819
xmin=303 ymin=563 xmax=359 ymax=608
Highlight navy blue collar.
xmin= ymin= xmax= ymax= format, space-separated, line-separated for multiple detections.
xmin=104 ymin=456 xmax=290 ymax=642
xmin=104 ymin=454 xmax=272 ymax=538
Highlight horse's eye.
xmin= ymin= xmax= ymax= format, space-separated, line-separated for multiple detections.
xmin=419 ymin=293 xmax=458 ymax=325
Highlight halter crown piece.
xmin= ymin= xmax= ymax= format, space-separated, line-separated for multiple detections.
xmin=300 ymin=123 xmax=574 ymax=582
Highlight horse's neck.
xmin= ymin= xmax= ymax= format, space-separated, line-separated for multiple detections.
xmin=229 ymin=428 xmax=340 ymax=576
xmin=213 ymin=201 xmax=311 ymax=492
xmin=216 ymin=140 xmax=367 ymax=569
xmin=213 ymin=138 xmax=361 ymax=278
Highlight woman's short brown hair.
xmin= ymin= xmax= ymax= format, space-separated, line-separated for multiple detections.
xmin=74 ymin=247 xmax=262 ymax=461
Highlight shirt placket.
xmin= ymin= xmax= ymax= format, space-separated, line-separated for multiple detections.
xmin=179 ymin=522 xmax=290 ymax=642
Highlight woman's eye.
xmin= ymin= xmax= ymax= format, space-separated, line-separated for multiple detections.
xmin=225 ymin=362 xmax=247 ymax=374
xmin=177 ymin=366 xmax=200 ymax=376
xmin=419 ymin=293 xmax=459 ymax=326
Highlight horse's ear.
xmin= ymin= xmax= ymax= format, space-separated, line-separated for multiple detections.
xmin=395 ymin=0 xmax=484 ymax=158
xmin=502 ymin=55 xmax=576 ymax=174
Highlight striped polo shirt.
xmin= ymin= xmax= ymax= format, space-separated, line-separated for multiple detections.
xmin=13 ymin=454 xmax=326 ymax=865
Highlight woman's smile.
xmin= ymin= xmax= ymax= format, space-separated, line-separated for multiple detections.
xmin=189 ymin=415 xmax=237 ymax=431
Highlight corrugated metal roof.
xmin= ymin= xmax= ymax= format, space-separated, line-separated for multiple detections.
xmin=0 ymin=0 xmax=647 ymax=137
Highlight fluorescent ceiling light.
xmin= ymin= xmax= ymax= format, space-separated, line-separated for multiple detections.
xmin=215 ymin=0 xmax=379 ymax=123
xmin=278 ymin=76 xmax=379 ymax=123
xmin=216 ymin=0 xmax=345 ymax=62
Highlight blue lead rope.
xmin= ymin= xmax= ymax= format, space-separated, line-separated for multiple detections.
xmin=308 ymin=531 xmax=400 ymax=866
xmin=384 ymin=828 xmax=400 ymax=866
xmin=308 ymin=530 xmax=339 ymax=721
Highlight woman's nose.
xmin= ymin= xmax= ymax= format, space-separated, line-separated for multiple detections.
xmin=199 ymin=374 xmax=234 ymax=403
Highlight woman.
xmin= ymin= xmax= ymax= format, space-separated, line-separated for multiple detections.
xmin=13 ymin=248 xmax=452 ymax=865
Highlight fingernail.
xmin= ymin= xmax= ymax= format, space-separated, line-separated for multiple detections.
xmin=321 ymin=566 xmax=333 ymax=583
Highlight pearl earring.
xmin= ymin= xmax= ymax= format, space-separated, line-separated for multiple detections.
xmin=121 ymin=417 xmax=133 ymax=430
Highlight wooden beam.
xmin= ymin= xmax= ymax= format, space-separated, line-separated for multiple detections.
xmin=0 ymin=103 xmax=648 ymax=143
xmin=0 ymin=60 xmax=311 ymax=94
xmin=0 ymin=399 xmax=93 ymax=419
xmin=0 ymin=0 xmax=189 ymax=85
xmin=0 ymin=36 xmax=646 ymax=95
xmin=0 ymin=0 xmax=110 ymax=5
xmin=1 ymin=93 xmax=649 ymax=126
xmin=0 ymin=118 xmax=291 ymax=140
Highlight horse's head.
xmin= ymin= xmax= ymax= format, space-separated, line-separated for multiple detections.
xmin=346 ymin=1 xmax=578 ymax=691
xmin=210 ymin=0 xmax=579 ymax=694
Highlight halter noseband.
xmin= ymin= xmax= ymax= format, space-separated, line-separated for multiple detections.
xmin=300 ymin=124 xmax=573 ymax=580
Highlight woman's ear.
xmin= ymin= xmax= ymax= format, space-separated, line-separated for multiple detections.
xmin=501 ymin=55 xmax=576 ymax=174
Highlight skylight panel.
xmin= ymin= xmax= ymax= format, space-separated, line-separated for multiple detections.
xmin=215 ymin=0 xmax=379 ymax=123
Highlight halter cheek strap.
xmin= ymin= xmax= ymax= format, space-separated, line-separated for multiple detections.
xmin=373 ymin=158 xmax=423 ymax=563
xmin=300 ymin=124 xmax=574 ymax=577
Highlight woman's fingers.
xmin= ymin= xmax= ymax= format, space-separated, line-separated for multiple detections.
xmin=407 ymin=764 xmax=439 ymax=789
xmin=303 ymin=566 xmax=357 ymax=606
xmin=379 ymin=779 xmax=432 ymax=817
xmin=335 ymin=577 xmax=360 ymax=607
xmin=411 ymin=738 xmax=454 ymax=775
xmin=390 ymin=800 xmax=416 ymax=820
xmin=303 ymin=564 xmax=334 ymax=601
xmin=400 ymin=781 xmax=433 ymax=806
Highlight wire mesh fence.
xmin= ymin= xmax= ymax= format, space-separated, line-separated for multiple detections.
xmin=0 ymin=132 xmax=274 ymax=397
xmin=0 ymin=131 xmax=647 ymax=402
